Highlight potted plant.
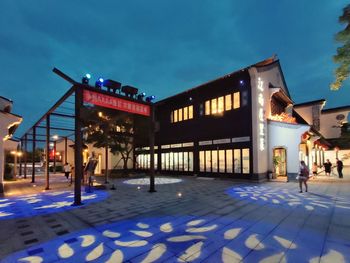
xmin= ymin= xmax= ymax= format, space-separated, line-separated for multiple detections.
xmin=272 ymin=156 xmax=281 ymax=179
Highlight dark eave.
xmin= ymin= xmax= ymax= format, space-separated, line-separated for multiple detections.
xmin=0 ymin=96 xmax=13 ymax=103
xmin=0 ymin=109 xmax=22 ymax=119
xmin=156 ymin=56 xmax=278 ymax=106
xmin=293 ymin=99 xmax=326 ymax=108
xmin=321 ymin=105 xmax=350 ymax=114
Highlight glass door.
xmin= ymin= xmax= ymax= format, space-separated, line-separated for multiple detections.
xmin=273 ymin=148 xmax=287 ymax=177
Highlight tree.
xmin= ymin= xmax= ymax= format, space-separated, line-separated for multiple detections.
xmin=82 ymin=106 xmax=136 ymax=173
xmin=331 ymin=4 xmax=350 ymax=90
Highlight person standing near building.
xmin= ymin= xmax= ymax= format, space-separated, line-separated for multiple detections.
xmin=84 ymin=152 xmax=98 ymax=188
xmin=336 ymin=158 xmax=344 ymax=178
xmin=323 ymin=159 xmax=332 ymax=176
xmin=312 ymin=162 xmax=318 ymax=179
xmin=298 ymin=160 xmax=309 ymax=193
xmin=63 ymin=162 xmax=71 ymax=181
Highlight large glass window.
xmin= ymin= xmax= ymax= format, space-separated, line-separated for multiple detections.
xmin=225 ymin=94 xmax=232 ymax=111
xmin=161 ymin=153 xmax=165 ymax=170
xmin=184 ymin=152 xmax=189 ymax=171
xmin=234 ymin=149 xmax=241 ymax=173
xmin=212 ymin=150 xmax=218 ymax=172
xmin=154 ymin=153 xmax=158 ymax=170
xmin=174 ymin=152 xmax=179 ymax=171
xmin=189 ymin=105 xmax=193 ymax=119
xmin=169 ymin=152 xmax=174 ymax=171
xmin=211 ymin=99 xmax=217 ymax=114
xmin=218 ymin=96 xmax=224 ymax=113
xmin=165 ymin=153 xmax=169 ymax=170
xmin=199 ymin=151 xmax=204 ymax=172
xmin=205 ymin=150 xmax=211 ymax=172
xmin=178 ymin=108 xmax=183 ymax=122
xmin=242 ymin=148 xmax=250 ymax=174
xmin=183 ymin=107 xmax=188 ymax=120
xmin=226 ymin=150 xmax=233 ymax=173
xmin=179 ymin=152 xmax=184 ymax=171
xmin=219 ymin=150 xmax=225 ymax=173
xmin=189 ymin=152 xmax=194 ymax=171
xmin=233 ymin=92 xmax=240 ymax=109
xmin=205 ymin=101 xmax=210 ymax=115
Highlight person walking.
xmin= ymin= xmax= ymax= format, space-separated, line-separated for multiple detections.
xmin=298 ymin=160 xmax=309 ymax=193
xmin=84 ymin=152 xmax=98 ymax=190
xmin=323 ymin=159 xmax=332 ymax=176
xmin=336 ymin=158 xmax=344 ymax=178
xmin=63 ymin=162 xmax=71 ymax=181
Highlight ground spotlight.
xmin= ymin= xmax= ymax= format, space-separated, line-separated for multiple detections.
xmin=82 ymin=73 xmax=91 ymax=84
xmin=145 ymin=95 xmax=155 ymax=102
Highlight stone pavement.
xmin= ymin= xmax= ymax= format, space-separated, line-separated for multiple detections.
xmin=0 ymin=173 xmax=350 ymax=262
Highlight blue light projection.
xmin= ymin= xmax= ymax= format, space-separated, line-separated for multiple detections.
xmin=0 ymin=190 xmax=108 ymax=220
xmin=226 ymin=185 xmax=350 ymax=211
xmin=123 ymin=177 xmax=183 ymax=185
xmin=3 ymin=215 xmax=349 ymax=262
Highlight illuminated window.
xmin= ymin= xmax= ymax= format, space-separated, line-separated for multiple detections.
xmin=205 ymin=150 xmax=211 ymax=172
xmin=189 ymin=152 xmax=194 ymax=171
xmin=161 ymin=153 xmax=165 ymax=170
xmin=218 ymin=96 xmax=224 ymax=113
xmin=184 ymin=152 xmax=189 ymax=171
xmin=219 ymin=150 xmax=225 ymax=173
xmin=165 ymin=153 xmax=169 ymax=170
xmin=226 ymin=149 xmax=233 ymax=173
xmin=178 ymin=108 xmax=183 ymax=122
xmin=225 ymin=94 xmax=232 ymax=111
xmin=205 ymin=101 xmax=210 ymax=115
xmin=234 ymin=149 xmax=241 ymax=173
xmin=212 ymin=150 xmax=218 ymax=172
xmin=211 ymin=99 xmax=217 ymax=114
xmin=242 ymin=148 xmax=249 ymax=174
xmin=184 ymin=107 xmax=188 ymax=120
xmin=174 ymin=110 xmax=178 ymax=122
xmin=169 ymin=152 xmax=174 ymax=171
xmin=179 ymin=152 xmax=184 ymax=171
xmin=189 ymin=105 xmax=193 ymax=119
xmin=154 ymin=153 xmax=158 ymax=170
xmin=233 ymin=92 xmax=240 ymax=109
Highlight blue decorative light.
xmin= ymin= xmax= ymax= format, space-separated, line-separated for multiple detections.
xmin=239 ymin=80 xmax=244 ymax=85
xmin=145 ymin=95 xmax=155 ymax=102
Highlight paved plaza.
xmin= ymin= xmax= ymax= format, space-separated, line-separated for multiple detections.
xmin=0 ymin=172 xmax=350 ymax=263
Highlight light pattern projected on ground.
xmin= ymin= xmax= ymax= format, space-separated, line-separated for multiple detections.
xmin=123 ymin=177 xmax=182 ymax=185
xmin=226 ymin=185 xmax=350 ymax=211
xmin=0 ymin=190 xmax=108 ymax=220
xmin=3 ymin=216 xmax=349 ymax=262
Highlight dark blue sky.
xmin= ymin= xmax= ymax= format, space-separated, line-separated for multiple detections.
xmin=1 ymin=0 xmax=349 ymax=136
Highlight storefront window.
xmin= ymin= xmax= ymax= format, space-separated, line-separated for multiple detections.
xmin=218 ymin=96 xmax=224 ymax=113
xmin=212 ymin=150 xmax=218 ymax=172
xmin=233 ymin=92 xmax=240 ymax=109
xmin=199 ymin=151 xmax=205 ymax=172
xmin=219 ymin=150 xmax=225 ymax=173
xmin=226 ymin=149 xmax=233 ymax=173
xmin=165 ymin=153 xmax=169 ymax=170
xmin=179 ymin=152 xmax=184 ymax=171
xmin=154 ymin=153 xmax=158 ymax=170
xmin=189 ymin=152 xmax=194 ymax=171
xmin=234 ymin=149 xmax=241 ymax=173
xmin=169 ymin=152 xmax=174 ymax=171
xmin=161 ymin=153 xmax=165 ymax=170
xmin=242 ymin=148 xmax=249 ymax=174
xmin=205 ymin=150 xmax=211 ymax=172
xmin=225 ymin=94 xmax=232 ymax=111
xmin=174 ymin=152 xmax=179 ymax=171
xmin=184 ymin=152 xmax=189 ymax=171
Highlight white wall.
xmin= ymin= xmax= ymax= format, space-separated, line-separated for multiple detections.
xmin=268 ymin=121 xmax=310 ymax=175
xmin=324 ymin=149 xmax=350 ymax=166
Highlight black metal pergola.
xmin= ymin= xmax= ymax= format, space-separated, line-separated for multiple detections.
xmin=19 ymin=68 xmax=155 ymax=205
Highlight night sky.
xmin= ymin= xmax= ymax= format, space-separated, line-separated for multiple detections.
xmin=1 ymin=0 xmax=349 ymax=136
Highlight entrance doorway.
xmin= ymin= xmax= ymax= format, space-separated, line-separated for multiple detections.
xmin=273 ymin=147 xmax=287 ymax=177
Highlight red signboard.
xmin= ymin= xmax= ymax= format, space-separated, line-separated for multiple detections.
xmin=83 ymin=90 xmax=150 ymax=116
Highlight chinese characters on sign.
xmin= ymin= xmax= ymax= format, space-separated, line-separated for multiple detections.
xmin=83 ymin=90 xmax=150 ymax=116
xmin=257 ymin=77 xmax=265 ymax=151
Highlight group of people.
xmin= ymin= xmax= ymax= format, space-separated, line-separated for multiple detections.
xmin=298 ymin=158 xmax=344 ymax=193
xmin=62 ymin=152 xmax=98 ymax=188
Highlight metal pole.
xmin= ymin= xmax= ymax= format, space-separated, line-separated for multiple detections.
xmin=53 ymin=141 xmax=56 ymax=174
xmin=105 ymin=146 xmax=109 ymax=184
xmin=45 ymin=115 xmax=50 ymax=190
xmin=19 ymin=141 xmax=22 ymax=177
xmin=24 ymin=134 xmax=27 ymax=179
xmin=64 ymin=136 xmax=68 ymax=164
xmin=73 ymin=85 xmax=83 ymax=206
xmin=32 ymin=127 xmax=36 ymax=183
xmin=149 ymin=104 xmax=156 ymax=192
